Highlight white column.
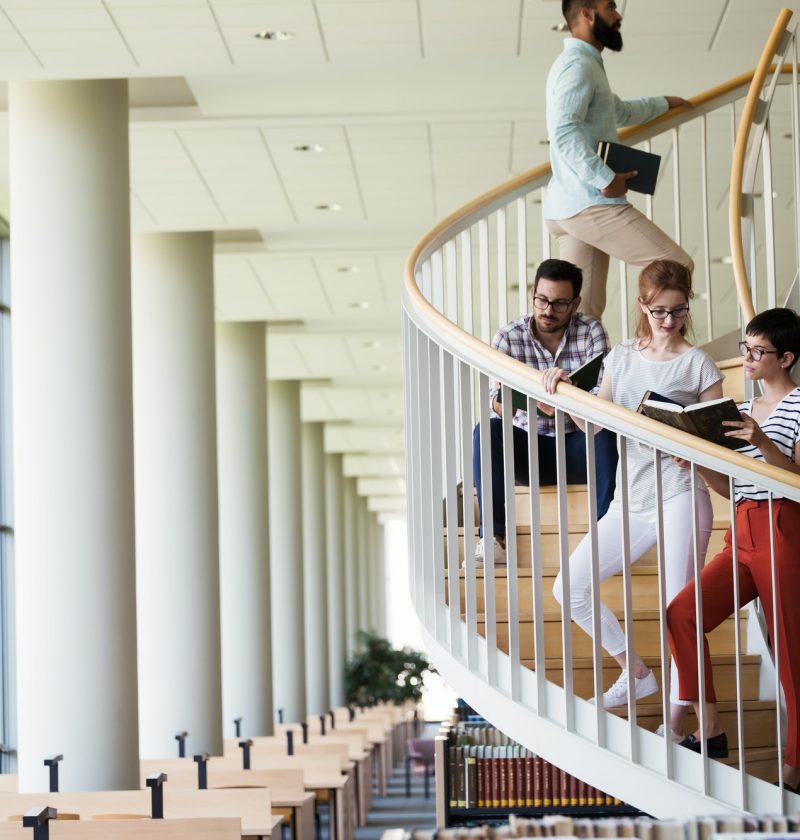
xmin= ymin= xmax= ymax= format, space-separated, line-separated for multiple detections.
xmin=10 ymin=79 xmax=139 ymax=791
xmin=325 ymin=454 xmax=347 ymax=707
xmin=357 ymin=497 xmax=370 ymax=632
xmin=267 ymin=380 xmax=306 ymax=722
xmin=132 ymin=232 xmax=223 ymax=759
xmin=369 ymin=516 xmax=380 ymax=634
xmin=216 ymin=323 xmax=272 ymax=738
xmin=343 ymin=477 xmax=359 ymax=656
xmin=376 ymin=521 xmax=387 ymax=636
xmin=302 ymin=422 xmax=329 ymax=716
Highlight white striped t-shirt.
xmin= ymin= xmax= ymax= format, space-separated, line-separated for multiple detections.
xmin=734 ymin=388 xmax=800 ymax=502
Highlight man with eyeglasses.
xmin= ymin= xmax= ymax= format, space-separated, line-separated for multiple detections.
xmin=543 ymin=0 xmax=693 ymax=319
xmin=472 ymin=258 xmax=618 ymax=565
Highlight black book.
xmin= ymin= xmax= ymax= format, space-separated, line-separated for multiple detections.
xmin=497 ymin=351 xmax=605 ymax=413
xmin=597 ymin=140 xmax=661 ymax=195
xmin=638 ymin=395 xmax=747 ymax=451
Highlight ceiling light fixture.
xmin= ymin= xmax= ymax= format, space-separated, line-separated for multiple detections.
xmin=337 ymin=265 xmax=360 ymax=273
xmin=315 ymin=203 xmax=342 ymax=211
xmin=711 ymin=255 xmax=734 ymax=265
xmin=349 ymin=301 xmax=370 ymax=309
xmin=363 ymin=340 xmax=381 ymax=348
xmin=294 ymin=143 xmax=326 ymax=153
xmin=551 ymin=22 xmax=568 ymax=32
xmin=254 ymin=30 xmax=294 ymax=40
xmin=372 ymin=364 xmax=387 ymax=372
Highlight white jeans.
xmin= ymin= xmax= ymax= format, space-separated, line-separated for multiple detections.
xmin=553 ymin=489 xmax=713 ymax=703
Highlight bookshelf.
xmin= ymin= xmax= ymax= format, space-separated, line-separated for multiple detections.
xmin=434 ymin=703 xmax=640 ymax=828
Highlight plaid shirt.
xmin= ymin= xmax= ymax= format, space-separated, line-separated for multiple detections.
xmin=489 ymin=312 xmax=609 ymax=436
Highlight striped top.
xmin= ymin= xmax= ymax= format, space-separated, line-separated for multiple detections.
xmin=605 ymin=340 xmax=723 ymax=512
xmin=734 ymin=388 xmax=800 ymax=502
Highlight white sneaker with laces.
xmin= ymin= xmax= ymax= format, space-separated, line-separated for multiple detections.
xmin=655 ymin=723 xmax=682 ymax=742
xmin=590 ymin=670 xmax=658 ymax=708
xmin=473 ymin=536 xmax=507 ymax=566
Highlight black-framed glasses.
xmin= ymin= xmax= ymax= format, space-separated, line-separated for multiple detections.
xmin=738 ymin=341 xmax=779 ymax=361
xmin=644 ymin=304 xmax=690 ymax=320
xmin=533 ymin=295 xmax=574 ymax=314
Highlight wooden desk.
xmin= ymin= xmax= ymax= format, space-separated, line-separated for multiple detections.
xmin=0 ymin=790 xmax=279 ymax=840
xmin=51 ymin=818 xmax=242 ymax=840
xmin=140 ymin=760 xmax=314 ymax=840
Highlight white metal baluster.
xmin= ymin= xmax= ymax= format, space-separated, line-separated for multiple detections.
xmin=461 ymin=229 xmax=474 ymax=336
xmin=700 ymin=115 xmax=713 ymax=343
xmin=555 ymin=408 xmax=574 ymax=730
xmin=792 ymin=42 xmax=800 ymax=282
xmin=498 ymin=207 xmax=508 ymax=328
xmin=478 ymin=372 xmax=497 ymax=684
xmin=672 ymin=128 xmax=682 ymax=246
xmin=619 ymin=437 xmax=637 ymax=760
xmin=653 ymin=448 xmax=672 ymax=779
xmin=422 ymin=259 xmax=433 ymax=303
xmin=586 ymin=421 xmax=604 ymax=746
xmin=403 ymin=315 xmax=416 ymax=609
xmin=540 ymin=187 xmax=551 ymax=260
xmin=619 ymin=262 xmax=629 ymax=340
xmin=432 ymin=247 xmax=444 ymax=313
xmin=445 ymin=239 xmax=462 ymax=483
xmin=691 ymin=463 xmax=709 ymax=794
xmin=691 ymin=462 xmax=709 ymax=795
xmin=417 ymin=331 xmax=435 ymax=629
xmin=500 ymin=383 xmax=520 ymax=700
xmin=460 ymin=362 xmax=478 ymax=671
xmin=728 ymin=478 xmax=747 ymax=811
xmin=445 ymin=240 xmax=458 ymax=323
xmin=479 ymin=218 xmax=491 ymax=343
xmin=527 ymin=396 xmax=546 ymax=715
xmin=644 ymin=139 xmax=654 ymax=221
xmin=768 ymin=491 xmax=785 ymax=809
xmin=443 ymin=351 xmax=461 ymax=659
xmin=517 ymin=197 xmax=528 ymax=318
xmin=761 ymin=119 xmax=777 ymax=310
xmin=429 ymin=344 xmax=446 ymax=642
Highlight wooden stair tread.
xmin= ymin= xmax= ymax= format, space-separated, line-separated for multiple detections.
xmin=610 ymin=699 xmax=775 ymax=716
xmin=452 ymin=522 xmax=730 ymax=536
xmin=538 ymin=653 xmax=760 ymax=669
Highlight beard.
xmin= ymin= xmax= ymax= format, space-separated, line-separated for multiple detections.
xmin=593 ymin=14 xmax=622 ymax=51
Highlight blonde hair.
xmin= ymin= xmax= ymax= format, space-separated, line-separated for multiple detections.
xmin=636 ymin=260 xmax=694 ymax=347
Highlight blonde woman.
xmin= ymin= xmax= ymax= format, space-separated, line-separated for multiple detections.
xmin=547 ymin=260 xmax=722 ymax=738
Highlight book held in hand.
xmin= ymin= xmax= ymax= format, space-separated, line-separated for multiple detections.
xmin=497 ymin=351 xmax=605 ymax=414
xmin=637 ymin=394 xmax=747 ymax=451
xmin=597 ymin=140 xmax=661 ymax=195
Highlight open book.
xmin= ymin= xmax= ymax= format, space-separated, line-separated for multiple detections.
xmin=637 ymin=393 xmax=747 ymax=451
xmin=497 ymin=352 xmax=605 ymax=414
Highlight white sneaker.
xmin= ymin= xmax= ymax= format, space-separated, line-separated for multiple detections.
xmin=655 ymin=724 xmax=682 ymax=743
xmin=473 ymin=536 xmax=507 ymax=567
xmin=591 ymin=670 xmax=658 ymax=708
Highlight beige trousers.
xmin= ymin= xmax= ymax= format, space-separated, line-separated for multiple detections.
xmin=545 ymin=203 xmax=693 ymax=320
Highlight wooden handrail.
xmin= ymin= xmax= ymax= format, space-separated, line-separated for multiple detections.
xmin=403 ymin=53 xmax=800 ymax=495
xmin=729 ymin=8 xmax=794 ymax=324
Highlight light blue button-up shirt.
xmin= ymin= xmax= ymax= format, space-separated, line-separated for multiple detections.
xmin=543 ymin=38 xmax=668 ymax=221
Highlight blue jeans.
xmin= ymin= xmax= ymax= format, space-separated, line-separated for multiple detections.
xmin=472 ymin=418 xmax=617 ymax=538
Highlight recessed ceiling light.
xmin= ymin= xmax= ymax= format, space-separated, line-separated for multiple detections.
xmin=372 ymin=364 xmax=387 ymax=372
xmin=551 ymin=22 xmax=568 ymax=32
xmin=381 ymin=392 xmax=392 ymax=398
xmin=538 ymin=139 xmax=550 ymax=145
xmin=363 ymin=340 xmax=381 ymax=348
xmin=294 ymin=143 xmax=326 ymax=153
xmin=784 ymin=132 xmax=793 ymax=139
xmin=712 ymin=255 xmax=734 ymax=265
xmin=337 ymin=265 xmax=360 ymax=273
xmin=254 ymin=30 xmax=294 ymax=40
xmin=349 ymin=301 xmax=370 ymax=309
xmin=315 ymin=203 xmax=342 ymax=211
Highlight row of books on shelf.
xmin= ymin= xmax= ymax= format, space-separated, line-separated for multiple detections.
xmin=448 ymin=743 xmax=621 ymax=810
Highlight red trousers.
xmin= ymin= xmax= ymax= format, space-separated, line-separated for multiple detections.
xmin=667 ymin=498 xmax=800 ymax=767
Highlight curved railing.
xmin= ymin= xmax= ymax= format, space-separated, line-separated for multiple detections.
xmin=403 ymin=10 xmax=800 ymax=818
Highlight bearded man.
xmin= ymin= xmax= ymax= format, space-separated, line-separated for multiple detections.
xmin=544 ymin=0 xmax=693 ymax=320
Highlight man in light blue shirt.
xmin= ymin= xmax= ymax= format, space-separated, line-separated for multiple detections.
xmin=544 ymin=0 xmax=693 ymax=319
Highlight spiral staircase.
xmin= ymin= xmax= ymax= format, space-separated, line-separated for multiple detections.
xmin=403 ymin=9 xmax=800 ymax=819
